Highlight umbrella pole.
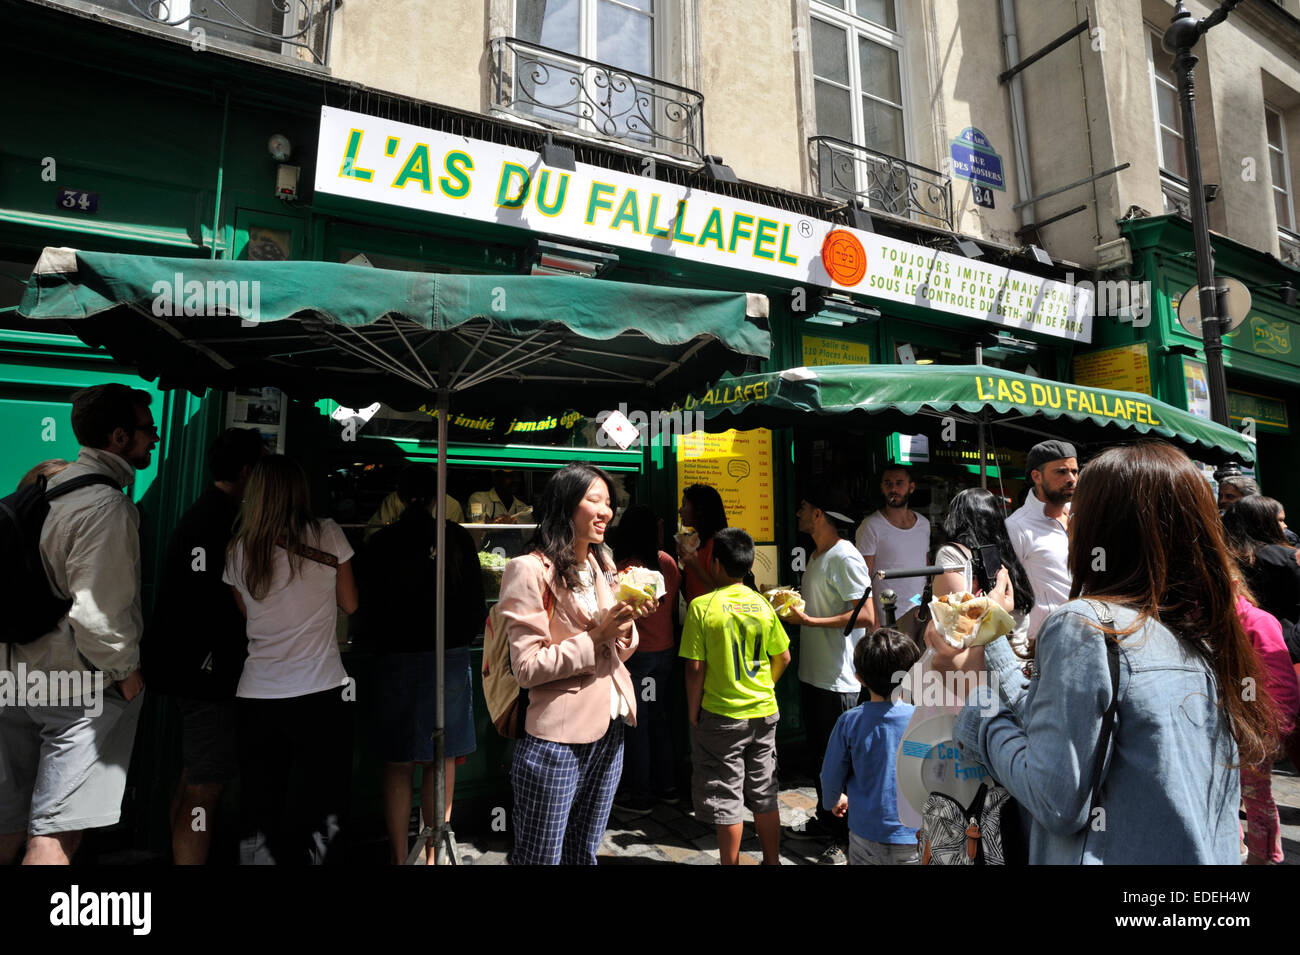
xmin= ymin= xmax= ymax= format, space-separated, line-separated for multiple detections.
xmin=979 ymin=420 xmax=988 ymax=490
xmin=414 ymin=383 xmax=458 ymax=866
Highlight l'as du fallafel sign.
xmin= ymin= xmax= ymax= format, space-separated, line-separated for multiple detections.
xmin=314 ymin=106 xmax=1092 ymax=342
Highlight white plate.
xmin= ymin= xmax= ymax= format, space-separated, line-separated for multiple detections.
xmin=894 ymin=713 xmax=992 ymax=818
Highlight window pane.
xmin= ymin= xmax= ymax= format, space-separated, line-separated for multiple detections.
xmin=812 ymin=19 xmax=850 ymax=85
xmin=862 ymin=98 xmax=905 ymax=157
xmin=1161 ymin=130 xmax=1187 ymax=177
xmin=817 ymin=0 xmax=848 ymax=8
xmin=1271 ymin=149 xmax=1287 ymax=188
xmin=855 ymin=0 xmax=897 ymax=30
xmin=617 ymin=0 xmax=654 ymax=11
xmin=517 ymin=0 xmax=580 ymax=55
xmin=1156 ymin=83 xmax=1181 ymax=132
xmin=815 ymin=80 xmax=854 ymax=141
xmin=859 ymin=37 xmax=901 ymax=105
xmin=1150 ymin=34 xmax=1177 ymax=83
xmin=1267 ymin=109 xmax=1284 ymax=148
xmin=597 ymin=1 xmax=653 ymax=75
xmin=1276 ymin=189 xmax=1292 ymax=229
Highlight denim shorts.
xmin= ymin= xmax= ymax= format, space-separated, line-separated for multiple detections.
xmin=375 ymin=647 xmax=476 ymax=762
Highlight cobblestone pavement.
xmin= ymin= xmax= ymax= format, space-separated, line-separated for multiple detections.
xmin=444 ymin=762 xmax=1300 ymax=866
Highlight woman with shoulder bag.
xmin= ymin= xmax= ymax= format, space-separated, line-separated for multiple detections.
xmin=947 ymin=442 xmax=1274 ymax=864
xmin=497 ymin=462 xmax=656 ymax=864
xmin=223 ymin=455 xmax=359 ymax=865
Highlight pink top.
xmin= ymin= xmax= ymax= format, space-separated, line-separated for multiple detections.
xmin=1237 ymin=595 xmax=1299 ymax=739
xmin=618 ymin=552 xmax=682 ymax=654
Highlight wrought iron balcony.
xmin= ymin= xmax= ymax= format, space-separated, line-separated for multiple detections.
xmin=89 ymin=0 xmax=334 ymax=66
xmin=810 ymin=136 xmax=953 ymax=230
xmin=489 ymin=36 xmax=705 ymax=162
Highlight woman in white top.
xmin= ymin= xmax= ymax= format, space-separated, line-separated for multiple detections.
xmin=224 ymin=455 xmax=358 ymax=865
xmin=928 ymin=488 xmax=1033 ymax=660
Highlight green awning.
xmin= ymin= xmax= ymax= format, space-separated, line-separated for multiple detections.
xmin=18 ymin=248 xmax=770 ymax=410
xmin=686 ymin=364 xmax=1254 ymax=465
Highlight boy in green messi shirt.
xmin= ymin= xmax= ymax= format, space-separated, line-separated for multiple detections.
xmin=681 ymin=527 xmax=792 ymax=865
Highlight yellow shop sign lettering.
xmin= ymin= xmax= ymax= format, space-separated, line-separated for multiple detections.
xmin=974 ymin=376 xmax=1161 ymax=425
xmin=684 ymin=381 xmax=771 ymax=409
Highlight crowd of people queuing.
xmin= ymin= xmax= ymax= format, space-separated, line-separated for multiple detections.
xmin=3 ymin=382 xmax=1300 ymax=867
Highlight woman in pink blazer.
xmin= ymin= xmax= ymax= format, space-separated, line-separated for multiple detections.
xmin=498 ymin=463 xmax=653 ymax=864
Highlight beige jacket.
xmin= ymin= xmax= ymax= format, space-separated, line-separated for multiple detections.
xmin=498 ymin=550 xmax=638 ymax=744
xmin=3 ymin=447 xmax=140 ymax=705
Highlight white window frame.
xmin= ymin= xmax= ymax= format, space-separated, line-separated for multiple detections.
xmin=514 ymin=0 xmax=664 ymax=81
xmin=1146 ymin=27 xmax=1191 ymax=216
xmin=810 ymin=0 xmax=912 ymax=163
xmin=1266 ymin=104 xmax=1296 ymax=233
xmin=510 ymin=0 xmax=674 ymax=152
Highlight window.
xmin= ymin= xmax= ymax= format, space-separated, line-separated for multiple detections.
xmin=1147 ymin=29 xmax=1189 ymax=215
xmin=1267 ymin=105 xmax=1295 ymax=232
xmin=1147 ymin=29 xmax=1187 ymax=177
xmin=811 ymin=1 xmax=905 ymax=159
xmin=516 ymin=0 xmax=655 ymax=77
xmin=509 ymin=0 xmax=677 ymax=151
xmin=89 ymin=0 xmax=329 ymax=64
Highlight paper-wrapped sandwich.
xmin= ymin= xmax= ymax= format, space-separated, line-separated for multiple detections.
xmin=616 ymin=566 xmax=665 ymax=607
xmin=763 ymin=588 xmax=806 ymax=620
xmin=929 ymin=592 xmax=1016 ymax=648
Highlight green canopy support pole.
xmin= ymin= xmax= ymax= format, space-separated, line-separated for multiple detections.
xmin=407 ymin=359 xmax=459 ymax=866
xmin=979 ymin=421 xmax=988 ymax=490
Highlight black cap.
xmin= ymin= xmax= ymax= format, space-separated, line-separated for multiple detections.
xmin=1026 ymin=440 xmax=1078 ymax=476
xmin=803 ymin=481 xmax=857 ymax=529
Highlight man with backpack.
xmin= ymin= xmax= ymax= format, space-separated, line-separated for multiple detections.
xmin=0 ymin=383 xmax=156 ymax=865
xmin=145 ymin=427 xmax=265 ymax=865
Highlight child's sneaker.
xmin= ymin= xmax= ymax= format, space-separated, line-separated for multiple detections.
xmin=817 ymin=844 xmax=848 ymax=866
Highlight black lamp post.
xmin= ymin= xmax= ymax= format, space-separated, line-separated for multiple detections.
xmin=1162 ymin=0 xmax=1244 ymax=428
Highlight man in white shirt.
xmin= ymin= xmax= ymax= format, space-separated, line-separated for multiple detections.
xmin=785 ymin=484 xmax=873 ymax=863
xmin=468 ymin=469 xmax=531 ymax=523
xmin=0 ymin=384 xmax=156 ymax=865
xmin=855 ymin=465 xmax=930 ymax=631
xmin=1005 ymin=440 xmax=1079 ymax=643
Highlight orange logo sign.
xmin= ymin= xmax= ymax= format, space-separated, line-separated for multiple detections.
xmin=820 ymin=230 xmax=867 ymax=286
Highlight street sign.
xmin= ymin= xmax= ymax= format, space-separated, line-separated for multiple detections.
xmin=1175 ymin=278 xmax=1251 ymax=338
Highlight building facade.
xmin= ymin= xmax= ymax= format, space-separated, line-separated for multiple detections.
xmin=1 ymin=0 xmax=1294 ymax=856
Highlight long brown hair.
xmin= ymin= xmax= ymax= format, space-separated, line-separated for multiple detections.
xmin=228 ymin=455 xmax=321 ymax=601
xmin=1067 ymin=441 xmax=1274 ymax=767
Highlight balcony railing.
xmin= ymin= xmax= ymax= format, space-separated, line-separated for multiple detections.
xmin=89 ymin=0 xmax=334 ymax=66
xmin=489 ymin=36 xmax=705 ymax=162
xmin=810 ymin=136 xmax=953 ymax=230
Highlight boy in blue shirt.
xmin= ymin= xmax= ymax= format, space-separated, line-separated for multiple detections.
xmin=820 ymin=627 xmax=922 ymax=864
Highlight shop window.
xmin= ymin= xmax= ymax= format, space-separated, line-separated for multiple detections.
xmin=1146 ymin=28 xmax=1190 ymax=217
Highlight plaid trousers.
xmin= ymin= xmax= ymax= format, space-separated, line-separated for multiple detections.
xmin=510 ymin=720 xmax=624 ymax=865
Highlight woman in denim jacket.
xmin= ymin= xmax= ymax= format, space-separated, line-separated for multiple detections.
xmin=948 ymin=441 xmax=1276 ymax=864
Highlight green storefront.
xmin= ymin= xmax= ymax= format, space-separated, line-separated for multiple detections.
xmin=1074 ymin=216 xmax=1299 ymax=511
xmin=1 ymin=0 xmax=1097 ymax=859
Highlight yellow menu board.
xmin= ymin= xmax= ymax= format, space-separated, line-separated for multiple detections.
xmin=675 ymin=429 xmax=775 ymax=541
xmin=1072 ymin=344 xmax=1151 ymax=394
xmin=802 ymin=335 xmax=871 ymax=367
